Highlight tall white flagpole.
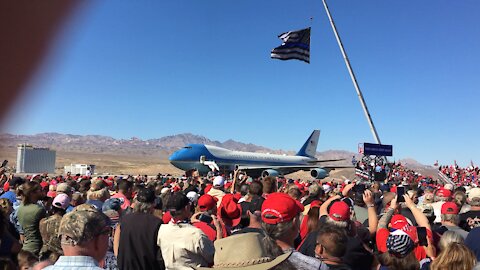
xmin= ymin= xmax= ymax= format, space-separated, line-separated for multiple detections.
xmin=321 ymin=0 xmax=382 ymax=145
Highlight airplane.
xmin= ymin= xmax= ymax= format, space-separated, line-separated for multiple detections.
xmin=169 ymin=130 xmax=350 ymax=179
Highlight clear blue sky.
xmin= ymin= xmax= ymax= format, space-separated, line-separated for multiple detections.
xmin=3 ymin=0 xmax=480 ymax=166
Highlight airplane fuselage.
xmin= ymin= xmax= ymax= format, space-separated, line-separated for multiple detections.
xmin=169 ymin=144 xmax=315 ymax=175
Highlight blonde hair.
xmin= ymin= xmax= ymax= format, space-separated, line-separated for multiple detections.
xmin=439 ymin=231 xmax=464 ymax=252
xmin=430 ymin=242 xmax=476 ymax=270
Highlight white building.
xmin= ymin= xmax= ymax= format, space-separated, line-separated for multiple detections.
xmin=64 ymin=164 xmax=95 ymax=175
xmin=16 ymin=144 xmax=56 ymax=173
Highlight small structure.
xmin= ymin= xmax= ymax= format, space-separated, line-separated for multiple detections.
xmin=16 ymin=144 xmax=56 ymax=174
xmin=64 ymin=164 xmax=95 ymax=175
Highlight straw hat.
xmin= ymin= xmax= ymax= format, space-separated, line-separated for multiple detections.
xmin=198 ymin=233 xmax=291 ymax=270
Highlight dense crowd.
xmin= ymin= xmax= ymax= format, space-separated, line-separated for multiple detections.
xmin=0 ymin=164 xmax=479 ymax=270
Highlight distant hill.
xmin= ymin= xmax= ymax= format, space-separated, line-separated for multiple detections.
xmin=0 ymin=132 xmax=438 ymax=176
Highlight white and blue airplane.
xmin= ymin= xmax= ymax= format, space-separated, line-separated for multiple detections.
xmin=169 ymin=130 xmax=350 ymax=179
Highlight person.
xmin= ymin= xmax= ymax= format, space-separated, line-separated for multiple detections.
xmin=431 ymin=188 xmax=452 ymax=224
xmin=315 ymin=225 xmax=351 ymax=269
xmin=464 ymin=227 xmax=480 ymax=267
xmin=0 ymin=177 xmax=24 ymax=204
xmin=111 ymin=179 xmax=133 ymax=210
xmin=430 ymin=242 xmax=476 ymax=270
xmin=261 ymin=192 xmax=328 ymax=270
xmin=115 ymin=187 xmax=164 ymax=270
xmin=198 ymin=232 xmax=294 ymax=270
xmin=207 ymin=176 xmax=226 ymax=207
xmin=157 ymin=192 xmax=214 ymax=269
xmin=435 ymin=201 xmax=468 ymax=239
xmin=376 ymin=195 xmax=436 ymax=262
xmin=192 ymin=194 xmax=225 ymax=242
xmin=43 ymin=205 xmax=110 ymax=269
xmin=17 ymin=181 xmax=46 ymax=256
xmin=39 ymin=193 xmax=70 ymax=261
xmin=460 ymin=187 xmax=480 ymax=231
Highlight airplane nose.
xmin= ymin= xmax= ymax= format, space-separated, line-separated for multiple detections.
xmin=169 ymin=151 xmax=179 ymax=161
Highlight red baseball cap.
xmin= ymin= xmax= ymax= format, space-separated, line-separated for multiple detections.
xmin=390 ymin=214 xmax=417 ymax=241
xmin=441 ymin=202 xmax=459 ymax=214
xmin=436 ymin=188 xmax=452 ymax=198
xmin=198 ymin=194 xmax=218 ymax=211
xmin=328 ymin=201 xmax=350 ymax=222
xmin=262 ymin=192 xmax=304 ymax=224
xmin=391 ymin=214 xmax=410 ymax=230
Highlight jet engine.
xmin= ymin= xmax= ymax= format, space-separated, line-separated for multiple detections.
xmin=310 ymin=168 xmax=329 ymax=179
xmin=262 ymin=169 xmax=279 ymax=178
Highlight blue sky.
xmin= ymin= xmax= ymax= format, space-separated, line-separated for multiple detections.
xmin=3 ymin=0 xmax=480 ymax=166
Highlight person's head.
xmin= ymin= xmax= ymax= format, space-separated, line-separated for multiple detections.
xmin=326 ymin=200 xmax=351 ymax=229
xmin=56 ymin=183 xmax=73 ymax=196
xmin=71 ymin=192 xmax=84 ymax=206
xmin=116 ymin=179 xmax=133 ymax=198
xmin=315 ymin=224 xmax=348 ymax=261
xmin=453 ymin=191 xmax=467 ymax=208
xmin=441 ymin=202 xmax=460 ymax=225
xmin=0 ymin=198 xmax=12 ymax=216
xmin=9 ymin=177 xmax=24 ymax=190
xmin=198 ymin=233 xmax=291 ymax=270
xmin=430 ymin=243 xmax=476 ymax=270
xmin=166 ymin=192 xmax=192 ymax=220
xmin=86 ymin=188 xmax=110 ymax=202
xmin=21 ymin=181 xmax=43 ymax=205
xmin=378 ymin=230 xmax=418 ymax=270
xmin=58 ymin=205 xmax=110 ymax=263
xmin=308 ymin=183 xmax=324 ymax=199
xmin=286 ymin=185 xmax=302 ymax=201
xmin=212 ymin=176 xmax=225 ymax=189
xmin=467 ymin=188 xmax=480 ymax=207
xmin=197 ymin=194 xmax=218 ymax=215
xmin=262 ymin=176 xmax=277 ymax=194
xmin=261 ymin=192 xmax=304 ymax=244
xmin=218 ymin=194 xmax=242 ymax=228
xmin=51 ymin=193 xmax=71 ymax=215
xmin=248 ymin=181 xmax=263 ymax=196
xmin=439 ymin=231 xmax=464 ymax=252
xmin=133 ymin=187 xmax=156 ymax=214
xmin=17 ymin=250 xmax=37 ymax=270
xmin=239 ymin=184 xmax=249 ymax=196
xmin=435 ymin=188 xmax=452 ymax=202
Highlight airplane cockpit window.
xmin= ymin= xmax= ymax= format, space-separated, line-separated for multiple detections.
xmin=183 ymin=146 xmax=192 ymax=149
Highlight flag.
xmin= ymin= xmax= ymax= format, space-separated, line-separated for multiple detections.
xmin=271 ymin=27 xmax=310 ymax=63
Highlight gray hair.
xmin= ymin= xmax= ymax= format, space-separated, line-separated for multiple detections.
xmin=439 ymin=231 xmax=464 ymax=251
xmin=441 ymin=214 xmax=459 ymax=225
xmin=261 ymin=219 xmax=296 ymax=240
xmin=325 ymin=216 xmax=349 ymax=229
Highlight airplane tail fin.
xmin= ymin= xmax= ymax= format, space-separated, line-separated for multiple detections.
xmin=296 ymin=130 xmax=320 ymax=158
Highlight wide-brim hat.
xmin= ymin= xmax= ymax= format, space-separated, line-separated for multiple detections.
xmin=197 ymin=232 xmax=291 ymax=270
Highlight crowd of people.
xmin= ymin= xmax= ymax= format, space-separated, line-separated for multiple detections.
xmin=0 ymin=163 xmax=479 ymax=270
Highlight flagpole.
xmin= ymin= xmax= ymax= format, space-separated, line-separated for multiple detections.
xmin=321 ymin=0 xmax=382 ymax=145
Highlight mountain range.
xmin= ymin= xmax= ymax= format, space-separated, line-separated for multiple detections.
xmin=0 ymin=132 xmax=434 ymax=175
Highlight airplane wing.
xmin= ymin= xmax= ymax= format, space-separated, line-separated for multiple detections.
xmin=306 ymin=158 xmax=346 ymax=163
xmin=236 ymin=164 xmax=353 ymax=177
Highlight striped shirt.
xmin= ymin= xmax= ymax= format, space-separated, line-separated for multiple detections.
xmin=43 ymin=256 xmax=103 ymax=270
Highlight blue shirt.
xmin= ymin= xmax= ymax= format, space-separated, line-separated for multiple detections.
xmin=0 ymin=190 xmax=16 ymax=204
xmin=43 ymin=256 xmax=103 ymax=270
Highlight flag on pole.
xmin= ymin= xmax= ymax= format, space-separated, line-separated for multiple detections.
xmin=271 ymin=27 xmax=311 ymax=63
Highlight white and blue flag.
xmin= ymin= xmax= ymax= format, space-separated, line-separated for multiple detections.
xmin=271 ymin=27 xmax=310 ymax=63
